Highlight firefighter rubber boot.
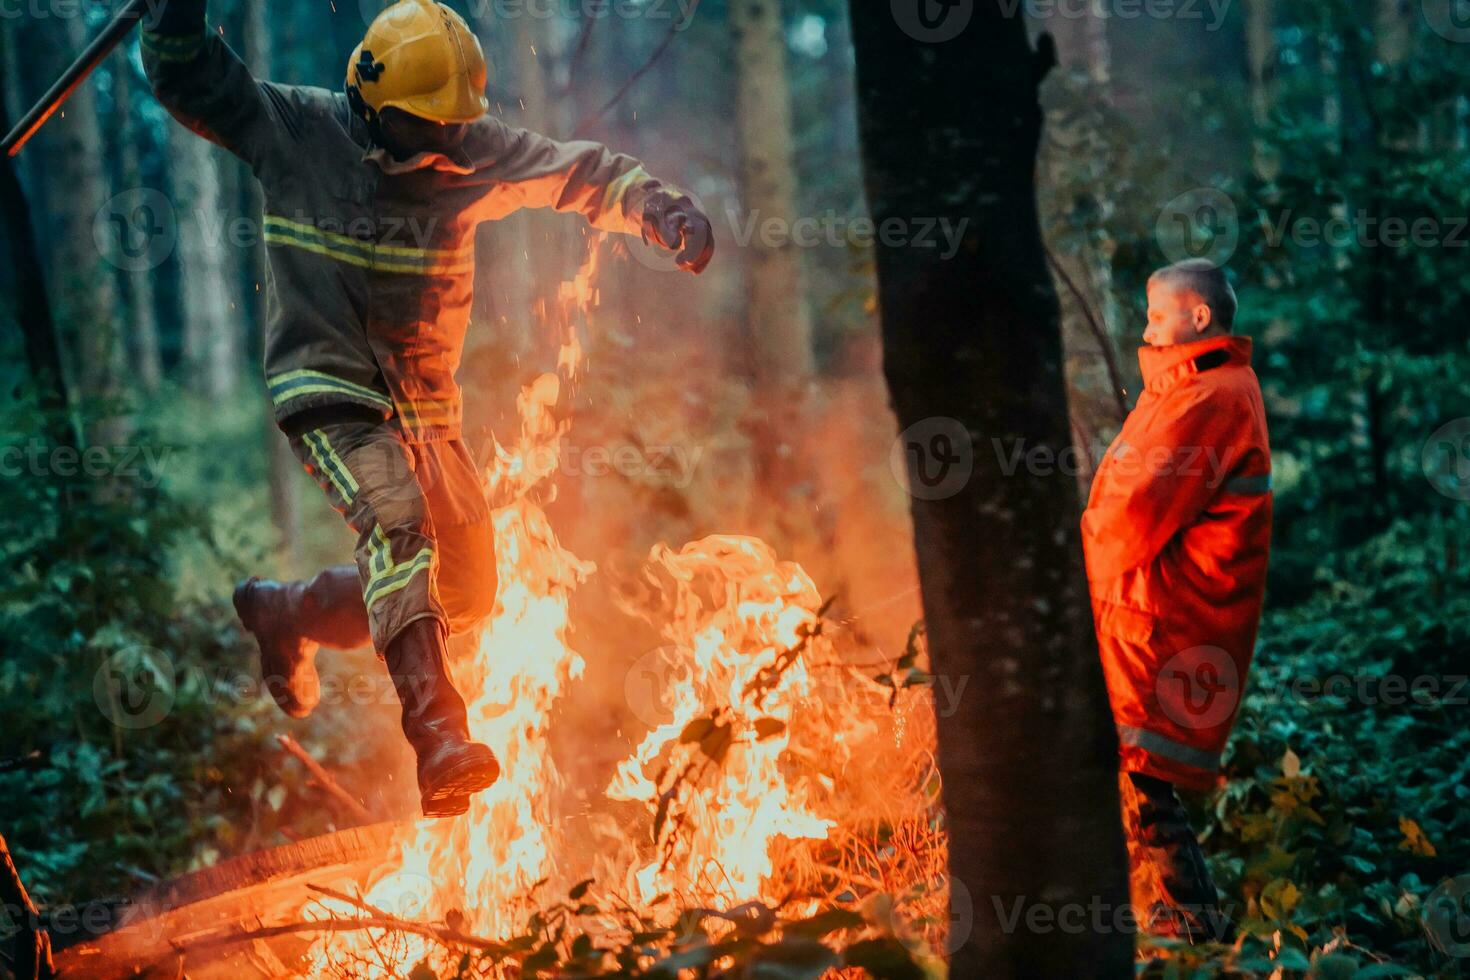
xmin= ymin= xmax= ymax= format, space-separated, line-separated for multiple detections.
xmin=384 ymin=617 xmax=500 ymax=818
xmin=233 ymin=565 xmax=370 ymax=718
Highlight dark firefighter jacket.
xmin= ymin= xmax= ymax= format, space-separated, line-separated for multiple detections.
xmin=144 ymin=1 xmax=667 ymax=442
xmin=1081 ymin=335 xmax=1272 ymax=791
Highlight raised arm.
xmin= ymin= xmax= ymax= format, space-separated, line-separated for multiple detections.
xmin=470 ymin=119 xmax=713 ymax=272
xmin=141 ymin=0 xmax=297 ymax=168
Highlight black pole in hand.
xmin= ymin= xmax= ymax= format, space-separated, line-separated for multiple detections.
xmin=2 ymin=0 xmax=153 ymax=157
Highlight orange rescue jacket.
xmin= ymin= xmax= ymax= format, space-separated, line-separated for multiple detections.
xmin=1081 ymin=335 xmax=1272 ymax=791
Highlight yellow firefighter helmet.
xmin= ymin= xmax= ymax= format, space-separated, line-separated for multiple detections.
xmin=346 ymin=0 xmax=489 ymax=124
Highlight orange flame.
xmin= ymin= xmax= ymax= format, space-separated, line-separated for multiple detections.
xmin=605 ymin=535 xmax=834 ymax=906
xmin=299 ymin=237 xmax=938 ymax=975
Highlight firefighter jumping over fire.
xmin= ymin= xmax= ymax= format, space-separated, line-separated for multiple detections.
xmin=140 ymin=0 xmax=713 ymax=818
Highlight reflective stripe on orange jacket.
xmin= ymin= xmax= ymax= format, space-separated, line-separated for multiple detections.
xmin=1081 ymin=335 xmax=1272 ymax=791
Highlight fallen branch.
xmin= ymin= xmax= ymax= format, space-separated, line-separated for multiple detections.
xmin=306 ymin=882 xmax=391 ymax=920
xmin=275 ymin=734 xmax=375 ymax=824
xmin=167 ymin=913 xmax=506 ymax=960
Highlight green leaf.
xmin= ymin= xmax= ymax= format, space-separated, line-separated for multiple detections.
xmin=747 ymin=937 xmax=840 ymax=978
xmin=521 ymin=940 xmax=559 ymax=972
xmin=783 ymin=907 xmax=865 ymax=938
xmin=754 ymin=718 xmax=787 ymax=740
xmin=841 ymin=937 xmax=926 ymax=979
xmin=1273 ymin=947 xmax=1311 ymax=970
xmin=679 ymin=716 xmax=715 ymax=744
xmin=1351 ymin=964 xmax=1417 ymax=978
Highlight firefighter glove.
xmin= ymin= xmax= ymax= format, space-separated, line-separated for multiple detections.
xmin=642 ymin=189 xmax=714 ymax=274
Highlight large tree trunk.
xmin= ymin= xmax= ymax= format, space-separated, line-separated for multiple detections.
xmin=169 ymin=124 xmax=239 ymax=398
xmin=244 ymin=0 xmax=300 ymax=568
xmin=112 ymin=50 xmax=163 ymax=393
xmin=847 ymin=11 xmax=1130 ymax=978
xmin=732 ymin=0 xmax=812 ymax=384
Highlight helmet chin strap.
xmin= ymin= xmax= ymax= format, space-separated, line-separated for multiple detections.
xmin=346 ymin=82 xmax=393 ymax=151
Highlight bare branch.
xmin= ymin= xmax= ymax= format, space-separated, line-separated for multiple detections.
xmin=574 ymin=0 xmax=702 ymax=136
xmin=1045 ymin=244 xmax=1128 ymax=422
xmin=276 ymin=734 xmax=375 ymax=824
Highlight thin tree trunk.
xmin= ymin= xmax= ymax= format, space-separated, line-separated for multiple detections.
xmin=732 ymin=0 xmax=812 ymax=383
xmin=1246 ymin=0 xmax=1274 ymax=125
xmin=112 ymin=49 xmax=163 ymax=392
xmin=1077 ymin=0 xmax=1118 ymax=338
xmin=244 ymin=0 xmax=300 ymax=568
xmin=473 ymin=9 xmax=558 ymax=368
xmin=169 ymin=124 xmax=239 ymax=398
xmin=1320 ymin=47 xmax=1341 ymax=147
xmin=1084 ymin=0 xmax=1112 ymax=88
xmin=51 ymin=12 xmax=127 ymax=443
xmin=0 ymin=53 xmax=77 ymax=452
xmin=1245 ymin=0 xmax=1280 ymax=180
xmin=848 ymin=11 xmax=1130 ymax=978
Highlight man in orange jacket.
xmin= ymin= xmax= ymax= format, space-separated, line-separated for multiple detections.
xmin=1081 ymin=258 xmax=1272 ymax=941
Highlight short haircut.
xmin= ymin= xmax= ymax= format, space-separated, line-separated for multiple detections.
xmin=1149 ymin=259 xmax=1237 ymax=331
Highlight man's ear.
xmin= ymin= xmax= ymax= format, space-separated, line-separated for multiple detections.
xmin=1192 ymin=302 xmax=1214 ymax=334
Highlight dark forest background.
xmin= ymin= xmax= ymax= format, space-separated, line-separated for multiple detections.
xmin=1 ymin=0 xmax=1468 ymax=975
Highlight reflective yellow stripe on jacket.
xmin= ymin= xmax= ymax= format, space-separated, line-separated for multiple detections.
xmin=263 ymin=215 xmax=475 ymax=276
xmin=141 ymin=31 xmax=204 ymax=63
xmin=395 ymin=398 xmax=462 ymax=432
xmin=268 ymin=369 xmax=394 ymax=413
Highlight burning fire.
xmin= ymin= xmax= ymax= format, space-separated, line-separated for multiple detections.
xmin=605 ymin=535 xmax=834 ymax=906
xmin=301 ymin=238 xmax=944 ymax=976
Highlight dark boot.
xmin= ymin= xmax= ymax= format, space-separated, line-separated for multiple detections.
xmin=385 ymin=618 xmax=500 ymax=818
xmin=296 ymin=565 xmax=371 ymax=649
xmin=1128 ymin=772 xmax=1234 ymax=944
xmin=233 ymin=565 xmax=370 ymax=718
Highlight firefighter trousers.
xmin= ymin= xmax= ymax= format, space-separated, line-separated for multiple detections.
xmin=283 ymin=406 xmax=498 ymax=653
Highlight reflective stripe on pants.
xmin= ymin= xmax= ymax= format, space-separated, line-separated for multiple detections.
xmin=286 ymin=414 xmax=497 ymax=652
